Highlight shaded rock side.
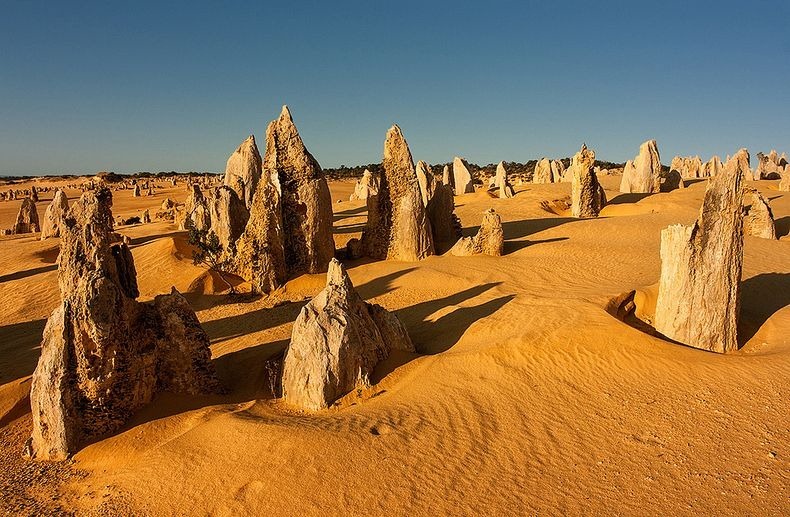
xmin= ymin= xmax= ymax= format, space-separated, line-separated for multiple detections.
xmin=449 ymin=208 xmax=503 ymax=257
xmin=281 ymin=259 xmax=414 ymax=411
xmin=570 ymin=145 xmax=606 ymax=218
xmin=13 ymin=197 xmax=40 ymax=234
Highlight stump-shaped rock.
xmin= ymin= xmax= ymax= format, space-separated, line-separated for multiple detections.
xmin=361 ymin=125 xmax=435 ymax=261
xmin=13 ymin=197 xmax=40 ymax=234
xmin=28 ymin=188 xmax=219 ymax=460
xmin=570 ymin=145 xmax=606 ymax=218
xmin=132 ymin=184 xmax=141 ymax=197
xmin=620 ymin=140 xmax=661 ymax=193
xmin=40 ymin=190 xmax=69 ymax=240
xmin=452 ymin=157 xmax=475 ymax=195
xmin=281 ymin=259 xmax=414 ymax=411
xmin=449 ymin=208 xmax=503 ymax=256
xmin=264 ymin=105 xmax=334 ymax=275
xmin=224 ymin=135 xmax=262 ymax=209
xmin=743 ymin=189 xmax=776 ymax=240
xmin=654 ymin=159 xmax=744 ymax=353
xmin=533 ymin=158 xmax=552 ymax=184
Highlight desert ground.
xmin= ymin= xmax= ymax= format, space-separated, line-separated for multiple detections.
xmin=0 ymin=175 xmax=788 ymax=515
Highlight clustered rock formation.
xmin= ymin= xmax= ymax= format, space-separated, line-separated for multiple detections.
xmin=359 ymin=125 xmax=435 ymax=261
xmin=349 ymin=169 xmax=379 ymax=201
xmin=654 ymin=159 xmax=744 ymax=353
xmin=670 ymin=156 xmax=704 ymax=179
xmin=570 ymin=144 xmax=606 ymax=218
xmin=27 ymin=188 xmax=219 ymax=460
xmin=223 ymin=135 xmax=262 ymax=209
xmin=40 ymin=190 xmax=69 ymax=240
xmin=743 ymin=189 xmax=776 ymax=240
xmin=282 ymin=259 xmax=414 ymax=410
xmin=620 ymin=140 xmax=662 ymax=194
xmin=452 ymin=157 xmax=475 ymax=195
xmin=13 ymin=197 xmax=40 ymax=234
xmin=232 ymin=106 xmax=333 ymax=293
xmin=780 ymin=167 xmax=790 ymax=191
xmin=449 ymin=208 xmax=503 ymax=257
xmin=704 ymin=155 xmax=723 ymax=177
xmin=755 ymin=150 xmax=787 ymax=180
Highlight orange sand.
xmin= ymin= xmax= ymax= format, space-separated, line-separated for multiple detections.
xmin=0 ymin=176 xmax=788 ymax=515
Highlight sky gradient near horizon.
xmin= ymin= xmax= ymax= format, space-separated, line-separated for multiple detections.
xmin=1 ymin=0 xmax=789 ymax=175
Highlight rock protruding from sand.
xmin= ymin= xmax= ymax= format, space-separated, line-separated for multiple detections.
xmin=551 ymin=160 xmax=567 ymax=183
xmin=40 ymin=190 xmax=69 ymax=240
xmin=704 ymin=156 xmax=723 ymax=177
xmin=426 ymin=181 xmax=461 ymax=247
xmin=28 ymin=188 xmax=219 ymax=460
xmin=670 ymin=156 xmax=704 ymax=179
xmin=495 ymin=162 xmax=515 ymax=198
xmin=233 ymin=171 xmax=286 ymax=294
xmin=442 ymin=165 xmax=452 ymax=187
xmin=725 ymin=148 xmax=752 ymax=181
xmin=416 ymin=160 xmax=435 ymax=207
xmin=142 ymin=209 xmax=151 ymax=224
xmin=781 ymin=166 xmax=790 ymax=191
xmin=13 ymin=197 xmax=40 ymax=234
xmin=224 ymin=135 xmax=262 ymax=209
xmin=620 ymin=140 xmax=662 ymax=193
xmin=452 ymin=157 xmax=475 ymax=195
xmin=533 ymin=158 xmax=553 ymax=184
xmin=449 ymin=208 xmax=504 ymax=256
xmin=180 ymin=184 xmax=211 ymax=232
xmin=282 ymin=259 xmax=414 ymax=410
xmin=755 ymin=150 xmax=786 ymax=180
xmin=133 ymin=184 xmax=141 ymax=197
xmin=349 ymin=169 xmax=379 ymax=201
xmin=654 ymin=159 xmax=744 ymax=353
xmin=361 ymin=125 xmax=435 ymax=261
xmin=570 ymin=145 xmax=606 ymax=218
xmin=743 ymin=189 xmax=776 ymax=240
xmin=265 ymin=105 xmax=334 ymax=275
xmin=209 ymin=186 xmax=250 ymax=249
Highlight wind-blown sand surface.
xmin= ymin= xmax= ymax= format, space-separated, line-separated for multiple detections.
xmin=1 ymin=176 xmax=788 ymax=515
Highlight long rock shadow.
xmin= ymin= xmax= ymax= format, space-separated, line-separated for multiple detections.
xmin=607 ymin=193 xmax=653 ymax=205
xmin=739 ymin=273 xmax=790 ymax=344
xmin=0 ymin=264 xmax=57 ymax=284
xmin=333 ymin=204 xmax=367 ymax=223
xmin=0 ymin=318 xmax=47 ymax=384
xmin=501 ymin=217 xmax=578 ymax=240
xmin=775 ymin=216 xmax=790 ymax=238
xmin=504 ymin=237 xmax=567 ymax=255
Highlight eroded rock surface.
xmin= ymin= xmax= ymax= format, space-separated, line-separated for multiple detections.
xmin=452 ymin=157 xmax=475 ymax=195
xmin=449 ymin=208 xmax=503 ymax=257
xmin=570 ymin=145 xmax=605 ymax=218
xmin=224 ymin=135 xmax=262 ymax=209
xmin=40 ymin=190 xmax=69 ymax=240
xmin=13 ymin=197 xmax=40 ymax=234
xmin=620 ymin=140 xmax=661 ymax=193
xmin=743 ymin=189 xmax=776 ymax=240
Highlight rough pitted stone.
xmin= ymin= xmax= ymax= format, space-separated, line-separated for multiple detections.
xmin=654 ymin=160 xmax=744 ymax=353
xmin=179 ymin=184 xmax=211 ymax=232
xmin=265 ymin=106 xmax=334 ymax=275
xmin=40 ymin=190 xmax=69 ymax=240
xmin=725 ymin=148 xmax=751 ymax=181
xmin=620 ymin=140 xmax=662 ymax=193
xmin=232 ymin=172 xmax=286 ymax=294
xmin=495 ymin=162 xmax=515 ymax=198
xmin=415 ymin=160 xmax=435 ymax=207
xmin=349 ymin=169 xmax=379 ymax=201
xmin=13 ymin=197 xmax=40 ymax=234
xmin=570 ymin=145 xmax=606 ymax=218
xmin=743 ymin=189 xmax=776 ymax=240
xmin=209 ymin=186 xmax=250 ymax=250
xmin=427 ymin=182 xmax=461 ymax=247
xmin=449 ymin=208 xmax=503 ymax=257
xmin=281 ymin=259 xmax=414 ymax=411
xmin=28 ymin=188 xmax=219 ymax=460
xmin=533 ymin=158 xmax=553 ymax=184
xmin=224 ymin=135 xmax=262 ymax=209
xmin=452 ymin=157 xmax=475 ymax=195
xmin=361 ymin=125 xmax=435 ymax=261
xmin=755 ymin=150 xmax=785 ymax=180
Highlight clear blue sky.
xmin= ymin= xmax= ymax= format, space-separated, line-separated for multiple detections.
xmin=1 ymin=0 xmax=788 ymax=175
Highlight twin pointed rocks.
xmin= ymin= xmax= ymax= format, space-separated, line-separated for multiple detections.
xmin=28 ymin=188 xmax=219 ymax=460
xmin=282 ymin=259 xmax=415 ymax=411
xmin=654 ymin=160 xmax=744 ymax=353
xmin=620 ymin=140 xmax=662 ymax=194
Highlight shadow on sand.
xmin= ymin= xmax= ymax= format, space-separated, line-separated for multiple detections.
xmin=0 ymin=264 xmax=57 ymax=284
xmin=774 ymin=216 xmax=790 ymax=238
xmin=739 ymin=272 xmax=790 ymax=345
xmin=0 ymin=318 xmax=47 ymax=384
xmin=607 ymin=193 xmax=653 ymax=205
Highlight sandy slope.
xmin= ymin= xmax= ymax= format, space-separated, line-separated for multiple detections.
xmin=0 ymin=176 xmax=788 ymax=515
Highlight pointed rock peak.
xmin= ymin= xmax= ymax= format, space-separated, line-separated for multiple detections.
xmin=280 ymin=104 xmax=292 ymax=121
xmin=383 ymin=124 xmax=413 ymax=165
xmin=326 ymin=258 xmax=354 ymax=291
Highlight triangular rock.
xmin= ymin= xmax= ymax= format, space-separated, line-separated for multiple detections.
xmin=224 ymin=135 xmax=262 ymax=209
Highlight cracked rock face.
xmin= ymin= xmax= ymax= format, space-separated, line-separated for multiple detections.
xmin=620 ymin=140 xmax=661 ymax=193
xmin=570 ymin=145 xmax=606 ymax=218
xmin=449 ymin=208 xmax=503 ymax=257
xmin=28 ymin=188 xmax=219 ymax=460
xmin=361 ymin=125 xmax=435 ymax=261
xmin=654 ymin=159 xmax=744 ymax=353
xmin=281 ymin=259 xmax=414 ymax=411
xmin=743 ymin=189 xmax=776 ymax=240
xmin=224 ymin=135 xmax=262 ymax=209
